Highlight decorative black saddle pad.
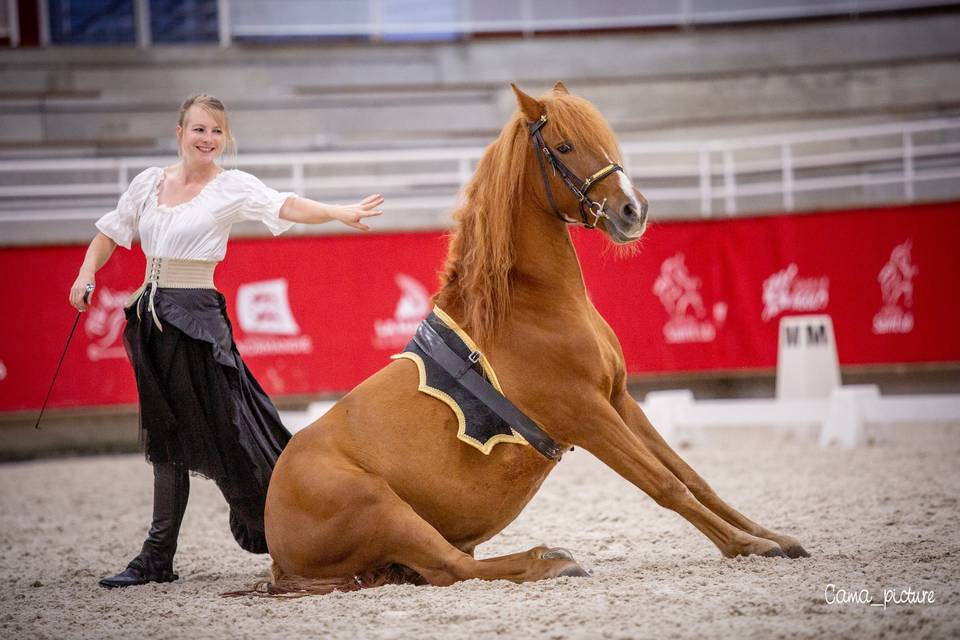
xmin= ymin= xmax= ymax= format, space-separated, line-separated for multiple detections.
xmin=392 ymin=308 xmax=528 ymax=455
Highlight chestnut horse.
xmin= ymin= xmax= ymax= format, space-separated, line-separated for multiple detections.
xmin=259 ymin=83 xmax=808 ymax=595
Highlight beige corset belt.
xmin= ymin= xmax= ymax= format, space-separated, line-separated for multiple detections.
xmin=126 ymin=257 xmax=218 ymax=330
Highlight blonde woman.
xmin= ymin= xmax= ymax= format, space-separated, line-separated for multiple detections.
xmin=69 ymin=94 xmax=383 ymax=588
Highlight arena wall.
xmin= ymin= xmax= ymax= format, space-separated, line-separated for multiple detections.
xmin=3 ymin=201 xmax=957 ymax=413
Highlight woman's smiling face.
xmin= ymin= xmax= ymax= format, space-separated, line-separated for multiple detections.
xmin=177 ymin=105 xmax=224 ymax=166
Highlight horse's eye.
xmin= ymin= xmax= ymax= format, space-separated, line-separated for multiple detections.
xmin=556 ymin=142 xmax=573 ymax=154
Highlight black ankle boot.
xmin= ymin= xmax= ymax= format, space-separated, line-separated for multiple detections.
xmin=99 ymin=463 xmax=189 ymax=589
xmin=97 ymin=556 xmax=178 ymax=589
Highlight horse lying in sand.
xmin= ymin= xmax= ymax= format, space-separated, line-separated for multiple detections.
xmin=255 ymin=82 xmax=808 ymax=596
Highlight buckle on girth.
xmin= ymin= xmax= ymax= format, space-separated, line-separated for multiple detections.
xmin=455 ymin=350 xmax=483 ymax=380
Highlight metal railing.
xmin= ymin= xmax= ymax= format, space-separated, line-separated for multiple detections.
xmin=622 ymin=118 xmax=960 ymax=217
xmin=1 ymin=118 xmax=959 ymax=239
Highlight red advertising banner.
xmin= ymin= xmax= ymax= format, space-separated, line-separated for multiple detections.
xmin=2 ymin=202 xmax=958 ymax=412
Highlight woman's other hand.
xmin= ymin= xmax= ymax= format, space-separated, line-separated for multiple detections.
xmin=335 ymin=194 xmax=384 ymax=231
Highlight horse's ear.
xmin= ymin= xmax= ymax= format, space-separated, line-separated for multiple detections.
xmin=511 ymin=83 xmax=545 ymax=123
xmin=552 ymin=81 xmax=569 ymax=94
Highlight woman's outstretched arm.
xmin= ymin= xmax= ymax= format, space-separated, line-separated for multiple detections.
xmin=280 ymin=194 xmax=384 ymax=231
xmin=70 ymin=232 xmax=118 ymax=311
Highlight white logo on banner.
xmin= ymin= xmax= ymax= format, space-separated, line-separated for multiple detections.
xmin=235 ymin=279 xmax=313 ymax=356
xmin=873 ymin=240 xmax=917 ymax=335
xmin=373 ymin=273 xmax=431 ymax=350
xmin=0 ymin=359 xmax=6 ymax=381
xmin=652 ymin=253 xmax=726 ymax=344
xmin=85 ymin=287 xmax=134 ymax=361
xmin=762 ymin=264 xmax=829 ymax=322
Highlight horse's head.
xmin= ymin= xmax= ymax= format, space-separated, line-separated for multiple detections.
xmin=512 ymin=82 xmax=648 ymax=244
xmin=441 ymin=83 xmax=650 ymax=341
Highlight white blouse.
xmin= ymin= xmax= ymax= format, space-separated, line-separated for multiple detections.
xmin=96 ymin=167 xmax=296 ymax=262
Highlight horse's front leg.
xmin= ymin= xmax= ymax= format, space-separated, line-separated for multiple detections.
xmin=611 ymin=390 xmax=810 ymax=559
xmin=567 ymin=397 xmax=785 ymax=559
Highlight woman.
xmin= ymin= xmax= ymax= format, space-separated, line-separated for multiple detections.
xmin=69 ymin=94 xmax=383 ymax=589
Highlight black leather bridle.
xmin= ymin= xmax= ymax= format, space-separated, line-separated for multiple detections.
xmin=528 ymin=113 xmax=624 ymax=229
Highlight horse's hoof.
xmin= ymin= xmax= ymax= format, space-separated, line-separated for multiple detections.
xmin=559 ymin=564 xmax=591 ymax=578
xmin=542 ymin=547 xmax=576 ymax=562
xmin=784 ymin=545 xmax=811 ymax=559
xmin=761 ymin=546 xmax=788 ymax=558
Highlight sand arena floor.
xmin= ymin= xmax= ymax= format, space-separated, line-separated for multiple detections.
xmin=1 ymin=425 xmax=958 ymax=639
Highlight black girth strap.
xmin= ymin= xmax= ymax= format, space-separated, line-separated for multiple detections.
xmin=413 ymin=320 xmax=566 ymax=461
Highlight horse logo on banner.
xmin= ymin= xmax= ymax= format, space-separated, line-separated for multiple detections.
xmin=652 ymin=253 xmax=726 ymax=344
xmin=873 ymin=240 xmax=917 ymax=335
xmin=85 ymin=286 xmax=134 ymax=361
xmin=761 ymin=263 xmax=829 ymax=322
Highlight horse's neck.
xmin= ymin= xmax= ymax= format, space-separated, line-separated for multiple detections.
xmin=433 ymin=200 xmax=591 ymax=339
xmin=511 ymin=202 xmax=588 ymax=304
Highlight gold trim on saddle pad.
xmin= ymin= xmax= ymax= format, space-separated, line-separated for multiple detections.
xmin=391 ymin=305 xmax=529 ymax=455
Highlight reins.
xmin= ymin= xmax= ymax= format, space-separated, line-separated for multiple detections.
xmin=527 ymin=113 xmax=624 ymax=229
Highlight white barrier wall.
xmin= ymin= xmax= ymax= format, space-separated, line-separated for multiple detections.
xmin=641 ymin=314 xmax=960 ymax=448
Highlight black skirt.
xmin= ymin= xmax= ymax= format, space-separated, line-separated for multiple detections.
xmin=123 ymin=288 xmax=291 ymax=503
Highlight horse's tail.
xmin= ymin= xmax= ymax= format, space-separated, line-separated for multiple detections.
xmin=221 ymin=561 xmax=421 ymax=599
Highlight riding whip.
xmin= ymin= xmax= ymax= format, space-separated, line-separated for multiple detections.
xmin=34 ymin=283 xmax=94 ymax=429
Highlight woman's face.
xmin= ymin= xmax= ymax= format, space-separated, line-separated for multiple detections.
xmin=177 ymin=105 xmax=225 ymax=166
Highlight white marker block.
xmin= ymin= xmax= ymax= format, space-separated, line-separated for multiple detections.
xmin=776 ymin=315 xmax=841 ymax=400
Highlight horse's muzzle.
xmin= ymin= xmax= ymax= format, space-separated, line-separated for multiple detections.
xmin=604 ymin=196 xmax=648 ymax=244
xmin=621 ymin=201 xmax=648 ymax=228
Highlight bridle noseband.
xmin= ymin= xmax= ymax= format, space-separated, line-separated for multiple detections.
xmin=528 ymin=113 xmax=624 ymax=229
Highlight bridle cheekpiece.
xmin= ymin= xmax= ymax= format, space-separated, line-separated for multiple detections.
xmin=527 ymin=113 xmax=624 ymax=229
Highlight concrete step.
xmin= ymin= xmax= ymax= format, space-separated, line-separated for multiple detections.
xmin=2 ymin=12 xmax=958 ymax=93
xmin=2 ymin=58 xmax=958 ymax=152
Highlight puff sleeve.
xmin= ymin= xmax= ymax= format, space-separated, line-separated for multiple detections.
xmin=95 ymin=167 xmax=162 ymax=250
xmin=222 ymin=170 xmax=296 ymax=236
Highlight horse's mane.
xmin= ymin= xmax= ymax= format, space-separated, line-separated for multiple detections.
xmin=438 ymin=91 xmax=623 ymax=343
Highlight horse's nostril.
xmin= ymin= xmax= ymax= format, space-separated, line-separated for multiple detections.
xmin=622 ymin=203 xmax=638 ymax=222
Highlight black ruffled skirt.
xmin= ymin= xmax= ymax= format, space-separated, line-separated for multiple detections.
xmin=123 ymin=288 xmax=291 ymax=550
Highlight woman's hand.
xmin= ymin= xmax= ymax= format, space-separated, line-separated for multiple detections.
xmin=69 ymin=233 xmax=116 ymax=311
xmin=279 ymin=194 xmax=384 ymax=228
xmin=333 ymin=194 xmax=384 ymax=231
xmin=69 ymin=271 xmax=95 ymax=311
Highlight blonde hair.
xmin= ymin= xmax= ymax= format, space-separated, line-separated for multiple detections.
xmin=177 ymin=93 xmax=237 ymax=160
